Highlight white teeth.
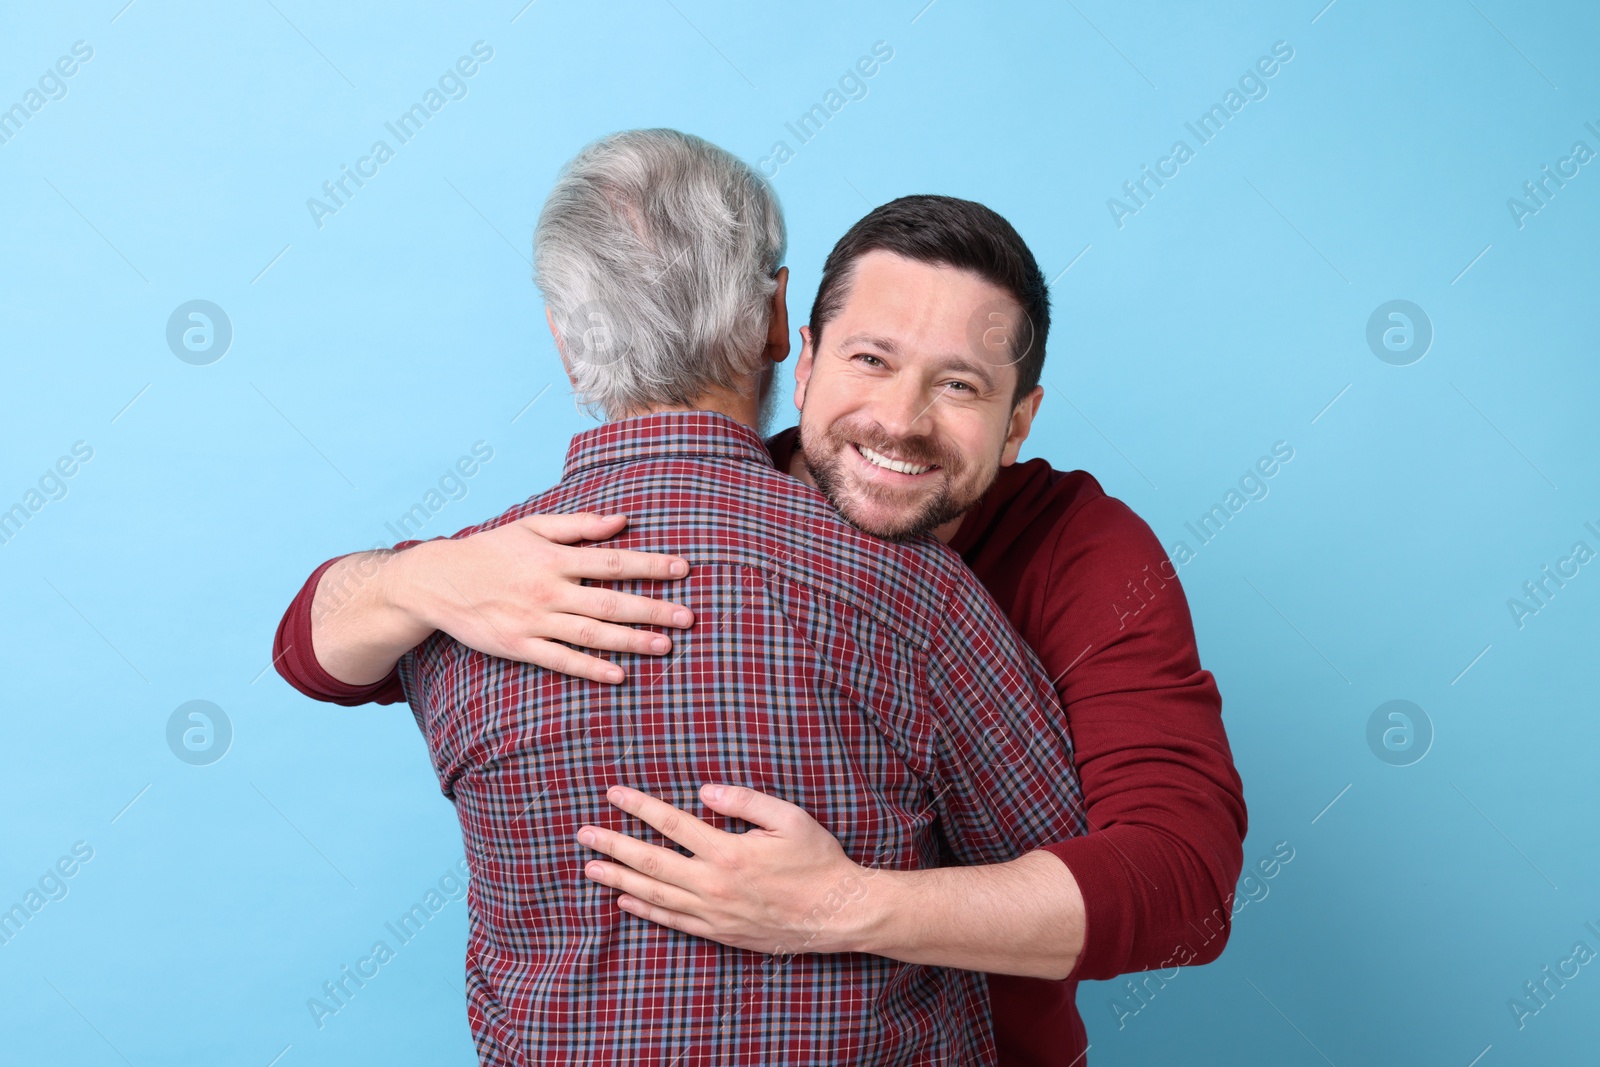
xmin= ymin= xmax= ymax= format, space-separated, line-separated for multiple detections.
xmin=858 ymin=445 xmax=933 ymax=476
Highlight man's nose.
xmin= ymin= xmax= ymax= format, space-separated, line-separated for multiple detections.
xmin=873 ymin=375 xmax=935 ymax=439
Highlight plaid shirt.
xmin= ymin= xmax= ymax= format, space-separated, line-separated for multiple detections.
xmin=397 ymin=412 xmax=1088 ymax=1066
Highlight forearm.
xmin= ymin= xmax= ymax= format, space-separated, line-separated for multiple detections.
xmin=854 ymin=849 xmax=1085 ymax=980
xmin=310 ymin=544 xmax=436 ymax=685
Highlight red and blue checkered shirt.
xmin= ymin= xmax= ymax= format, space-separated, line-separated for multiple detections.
xmin=396 ymin=412 xmax=1088 ymax=1065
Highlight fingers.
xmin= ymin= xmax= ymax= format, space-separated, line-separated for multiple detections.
xmin=559 ymin=543 xmax=691 ymax=585
xmin=698 ymin=783 xmax=804 ymax=832
xmin=521 ymin=512 xmax=630 ymax=546
xmin=581 ymin=858 xmax=701 ymax=916
xmin=521 ymin=639 xmax=626 ymax=685
xmin=543 ymin=613 xmax=677 ymax=657
xmin=605 ymin=786 xmax=722 ymax=856
xmin=561 ymin=585 xmax=694 ymax=630
xmin=577 ymin=825 xmax=696 ymax=890
xmin=612 ymin=894 xmax=716 ymax=941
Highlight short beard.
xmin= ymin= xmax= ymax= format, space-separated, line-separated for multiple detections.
xmin=798 ymin=419 xmax=987 ymax=542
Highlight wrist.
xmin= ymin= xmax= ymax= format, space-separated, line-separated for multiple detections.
xmin=383 ymin=539 xmax=443 ymax=631
xmin=843 ymin=865 xmax=918 ymax=959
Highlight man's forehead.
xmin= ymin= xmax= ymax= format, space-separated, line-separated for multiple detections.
xmin=832 ymin=253 xmax=1021 ymax=335
xmin=841 ymin=250 xmax=1015 ymax=303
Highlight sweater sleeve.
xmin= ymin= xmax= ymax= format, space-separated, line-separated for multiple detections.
xmin=271 ymin=548 xmax=423 ymax=707
xmin=1037 ymin=496 xmax=1247 ymax=982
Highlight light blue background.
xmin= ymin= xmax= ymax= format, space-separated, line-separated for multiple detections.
xmin=2 ymin=1 xmax=1596 ymax=1064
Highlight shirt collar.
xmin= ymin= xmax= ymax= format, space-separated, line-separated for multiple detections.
xmin=562 ymin=411 xmax=775 ymax=481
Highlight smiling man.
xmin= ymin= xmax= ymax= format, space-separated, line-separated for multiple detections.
xmin=577 ymin=199 xmax=1248 ymax=1065
xmin=275 ymin=187 xmax=1247 ymax=1066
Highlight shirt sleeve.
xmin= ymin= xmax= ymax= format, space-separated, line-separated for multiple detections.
xmin=921 ymin=573 xmax=1089 ymax=867
xmin=271 ymin=543 xmax=426 ymax=707
xmin=1034 ymin=496 xmax=1248 ymax=982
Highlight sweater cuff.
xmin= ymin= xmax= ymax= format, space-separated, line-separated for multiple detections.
xmin=274 ymin=555 xmax=407 ymax=706
xmin=1041 ymin=834 xmax=1135 ymax=984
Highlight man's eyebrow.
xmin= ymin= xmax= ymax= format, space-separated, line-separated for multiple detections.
xmin=931 ymin=354 xmax=997 ymax=393
xmin=834 ymin=333 xmax=901 ymax=356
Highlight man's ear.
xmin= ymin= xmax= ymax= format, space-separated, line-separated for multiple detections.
xmin=546 ymin=306 xmax=579 ymax=388
xmin=794 ymin=325 xmax=817 ymax=412
xmin=763 ymin=267 xmax=791 ymax=365
xmin=1000 ymin=385 xmax=1044 ymax=466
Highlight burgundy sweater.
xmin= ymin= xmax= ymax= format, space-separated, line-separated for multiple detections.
xmin=273 ymin=429 xmax=1247 ymax=1067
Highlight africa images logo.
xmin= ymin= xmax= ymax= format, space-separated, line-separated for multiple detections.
xmin=166 ymin=300 xmax=233 ymax=365
xmin=166 ymin=700 xmax=233 ymax=766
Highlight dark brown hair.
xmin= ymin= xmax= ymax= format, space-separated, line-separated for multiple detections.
xmin=808 ymin=195 xmax=1050 ymax=403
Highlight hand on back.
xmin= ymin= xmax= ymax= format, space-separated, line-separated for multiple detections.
xmin=406 ymin=512 xmax=692 ymax=683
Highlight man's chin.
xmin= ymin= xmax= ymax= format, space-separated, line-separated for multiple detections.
xmin=833 ymin=492 xmax=949 ymax=542
xmin=800 ymin=435 xmax=989 ymax=541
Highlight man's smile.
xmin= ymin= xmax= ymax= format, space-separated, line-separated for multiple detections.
xmin=853 ymin=443 xmax=939 ymax=478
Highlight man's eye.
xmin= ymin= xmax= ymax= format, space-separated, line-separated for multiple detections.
xmin=853 ymin=353 xmax=885 ymax=368
xmin=943 ymin=380 xmax=976 ymax=394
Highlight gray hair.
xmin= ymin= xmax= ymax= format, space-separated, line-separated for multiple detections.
xmin=533 ymin=129 xmax=787 ymax=419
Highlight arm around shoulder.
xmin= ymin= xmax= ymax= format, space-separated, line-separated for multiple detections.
xmin=271 ymin=546 xmax=427 ymax=706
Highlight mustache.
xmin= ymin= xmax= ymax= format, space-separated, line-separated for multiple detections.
xmin=818 ymin=421 xmax=962 ymax=472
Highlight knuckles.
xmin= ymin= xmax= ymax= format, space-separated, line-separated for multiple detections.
xmin=703 ymin=882 xmax=738 ymax=908
xmin=593 ymin=591 xmax=622 ymax=620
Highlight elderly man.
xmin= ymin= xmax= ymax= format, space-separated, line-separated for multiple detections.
xmin=276 ymin=129 xmax=1086 ymax=1064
